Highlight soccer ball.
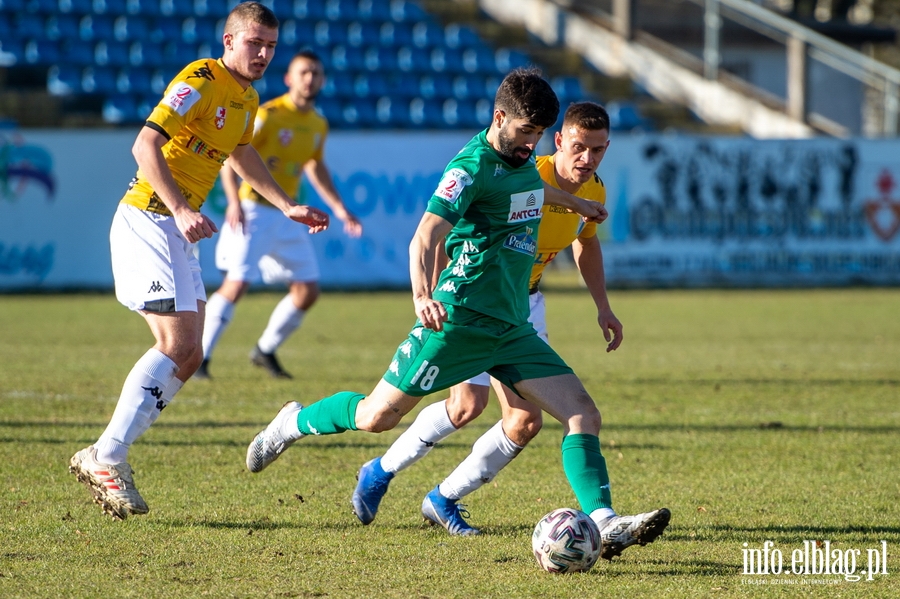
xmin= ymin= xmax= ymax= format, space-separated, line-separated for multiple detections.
xmin=532 ymin=508 xmax=601 ymax=574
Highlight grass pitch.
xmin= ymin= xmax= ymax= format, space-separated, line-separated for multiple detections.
xmin=1 ymin=282 xmax=898 ymax=598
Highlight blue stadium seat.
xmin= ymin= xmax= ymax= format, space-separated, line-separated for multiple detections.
xmin=158 ymin=0 xmax=194 ymax=17
xmin=15 ymin=14 xmax=46 ymax=40
xmin=117 ymin=67 xmax=153 ymax=95
xmin=450 ymin=99 xmax=479 ymax=128
xmin=264 ymin=73 xmax=288 ymax=96
xmin=483 ymin=75 xmax=500 ymax=98
xmin=128 ymin=40 xmax=160 ymax=67
xmin=552 ymin=75 xmax=584 ymax=104
xmin=378 ymin=21 xmax=411 ymax=48
xmin=137 ymin=95 xmax=156 ymax=119
xmin=330 ymin=45 xmax=363 ymax=72
xmin=430 ymin=47 xmax=464 ymax=74
xmin=113 ymin=15 xmax=148 ymax=42
xmin=418 ymin=74 xmax=451 ymax=100
xmin=314 ymin=20 xmax=347 ymax=47
xmin=316 ymin=97 xmax=342 ymax=124
xmin=363 ymin=47 xmax=396 ymax=72
xmin=0 ymin=40 xmax=23 ymax=67
xmin=474 ymin=97 xmax=493 ymax=126
xmin=320 ymin=71 xmax=353 ymax=98
xmin=47 ymin=64 xmax=81 ymax=95
xmin=181 ymin=16 xmax=215 ymax=44
xmin=343 ymin=100 xmax=376 ymax=127
xmin=23 ymin=39 xmax=60 ymax=65
xmin=389 ymin=72 xmax=418 ymax=98
xmin=353 ymin=72 xmax=388 ymax=98
xmin=462 ymin=47 xmax=497 ymax=75
xmin=374 ymin=95 xmax=407 ymax=127
xmin=451 ymin=74 xmax=481 ymax=101
xmin=193 ymin=0 xmax=227 ymax=17
xmin=411 ymin=21 xmax=443 ymax=49
xmin=102 ymin=94 xmax=139 ymax=123
xmin=82 ymin=66 xmax=117 ymax=93
xmin=60 ymin=38 xmax=95 ymax=65
xmin=150 ymin=66 xmax=180 ymax=94
xmin=346 ymin=21 xmax=379 ymax=47
xmin=44 ymin=14 xmax=80 ymax=41
xmin=396 ymin=45 xmax=428 ymax=73
xmin=279 ymin=19 xmax=314 ymax=46
xmin=79 ymin=15 xmax=113 ymax=41
xmin=125 ymin=0 xmax=160 ymax=16
xmin=149 ymin=16 xmax=182 ymax=44
xmin=0 ymin=0 xmax=26 ymax=13
xmin=25 ymin=0 xmax=59 ymax=14
xmin=93 ymin=0 xmax=126 ymax=15
xmin=389 ymin=0 xmax=426 ymax=22
xmin=0 ymin=14 xmax=10 ymax=41
xmin=286 ymin=0 xmax=326 ymax=20
xmin=606 ymin=100 xmax=652 ymax=131
xmin=357 ymin=0 xmax=391 ymax=21
xmin=494 ymin=48 xmax=530 ymax=73
xmin=325 ymin=0 xmax=357 ymax=21
xmin=95 ymin=40 xmax=130 ymax=67
xmin=443 ymin=23 xmax=480 ymax=50
xmin=58 ymin=0 xmax=93 ymax=15
xmin=407 ymin=97 xmax=442 ymax=128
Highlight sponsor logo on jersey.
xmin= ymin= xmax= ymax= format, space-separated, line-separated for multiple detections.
xmin=164 ymin=84 xmax=201 ymax=116
xmin=434 ymin=168 xmax=473 ymax=203
xmin=494 ymin=164 xmax=506 ymax=177
xmin=279 ymin=128 xmax=293 ymax=146
xmin=229 ymin=100 xmax=244 ymax=109
xmin=214 ymin=106 xmax=226 ymax=130
xmin=438 ymin=280 xmax=457 ymax=292
xmin=508 ymin=189 xmax=544 ymax=223
xmin=503 ymin=226 xmax=537 ymax=256
xmin=186 ymin=135 xmax=229 ymax=164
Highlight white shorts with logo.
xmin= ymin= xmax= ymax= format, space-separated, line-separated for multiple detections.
xmin=110 ymin=203 xmax=206 ymax=313
xmin=465 ymin=290 xmax=548 ymax=387
xmin=215 ymin=200 xmax=320 ymax=284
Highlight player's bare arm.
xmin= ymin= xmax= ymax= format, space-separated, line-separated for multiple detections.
xmin=543 ymin=183 xmax=609 ymax=224
xmin=303 ymin=160 xmax=363 ymax=237
xmin=409 ymin=211 xmax=454 ymax=331
xmin=132 ymin=126 xmax=218 ymax=243
xmin=573 ymin=234 xmax=623 ymax=352
xmin=218 ymin=161 xmax=245 ymax=231
xmin=227 ymin=143 xmax=330 ymax=233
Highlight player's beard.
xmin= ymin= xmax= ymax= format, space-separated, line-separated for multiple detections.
xmin=496 ymin=127 xmax=533 ymax=168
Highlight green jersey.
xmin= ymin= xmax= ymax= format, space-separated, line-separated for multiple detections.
xmin=427 ymin=130 xmax=544 ymax=325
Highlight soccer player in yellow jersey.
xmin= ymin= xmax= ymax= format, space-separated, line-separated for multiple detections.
xmin=68 ymin=2 xmax=329 ymax=520
xmin=199 ymin=50 xmax=362 ymax=380
xmin=351 ymin=103 xmax=661 ymax=558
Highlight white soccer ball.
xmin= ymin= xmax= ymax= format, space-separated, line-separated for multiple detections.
xmin=532 ymin=507 xmax=601 ymax=574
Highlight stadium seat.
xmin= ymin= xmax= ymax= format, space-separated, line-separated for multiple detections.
xmin=396 ymin=45 xmax=428 ymax=73
xmin=58 ymin=0 xmax=93 ymax=15
xmin=324 ymin=0 xmax=357 ymax=21
xmin=264 ymin=73 xmax=287 ymax=97
xmin=346 ymin=21 xmax=380 ymax=47
xmin=93 ymin=0 xmax=126 ymax=15
xmin=606 ymin=100 xmax=652 ymax=131
xmin=0 ymin=40 xmax=23 ymax=67
xmin=353 ymin=72 xmax=388 ymax=98
xmin=126 ymin=0 xmax=160 ymax=16
xmin=462 ymin=47 xmax=497 ymax=75
xmin=357 ymin=0 xmax=391 ymax=21
xmin=374 ymin=95 xmax=407 ymax=127
xmin=47 ymin=64 xmax=81 ymax=95
xmin=494 ymin=48 xmax=530 ymax=73
xmin=320 ymin=71 xmax=353 ymax=98
xmin=389 ymin=0 xmax=426 ymax=23
xmin=330 ymin=45 xmax=363 ymax=72
xmin=159 ymin=0 xmax=194 ymax=18
xmin=552 ymin=75 xmax=585 ymax=104
xmin=0 ymin=14 xmax=10 ymax=42
xmin=60 ymin=38 xmax=95 ymax=65
xmin=26 ymin=0 xmax=59 ymax=14
xmin=0 ymin=0 xmax=26 ymax=13
xmin=193 ymin=0 xmax=227 ymax=17
xmin=482 ymin=75 xmax=500 ymax=98
xmin=181 ymin=16 xmax=215 ymax=44
xmin=418 ymin=74 xmax=451 ymax=100
xmin=150 ymin=66 xmax=180 ymax=94
xmin=82 ymin=66 xmax=117 ymax=94
xmin=314 ymin=20 xmax=347 ymax=47
xmin=117 ymin=67 xmax=153 ymax=95
xmin=102 ymin=94 xmax=139 ymax=123
xmin=44 ymin=14 xmax=79 ymax=41
xmin=95 ymin=40 xmax=130 ymax=67
xmin=149 ymin=16 xmax=182 ymax=44
xmin=287 ymin=0 xmax=326 ymax=21
xmin=407 ymin=96 xmax=442 ymax=128
xmin=389 ymin=72 xmax=418 ymax=98
xmin=15 ymin=14 xmax=46 ymax=40
xmin=78 ymin=15 xmax=114 ymax=41
xmin=451 ymin=74 xmax=481 ymax=100
xmin=451 ymin=98 xmax=479 ymax=128
xmin=128 ymin=40 xmax=159 ymax=67
xmin=443 ymin=23 xmax=480 ymax=50
xmin=316 ymin=97 xmax=342 ymax=124
xmin=23 ymin=39 xmax=60 ymax=65
xmin=279 ymin=19 xmax=314 ymax=46
xmin=430 ymin=47 xmax=464 ymax=74
xmin=411 ymin=21 xmax=443 ymax=49
xmin=474 ymin=97 xmax=492 ymax=126
xmin=363 ymin=47 xmax=396 ymax=72
xmin=137 ymin=95 xmax=156 ymax=119
xmin=378 ymin=21 xmax=411 ymax=48
xmin=342 ymin=100 xmax=376 ymax=127
xmin=113 ymin=15 xmax=148 ymax=42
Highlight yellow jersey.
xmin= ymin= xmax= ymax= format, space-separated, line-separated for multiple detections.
xmin=121 ymin=58 xmax=258 ymax=214
xmin=530 ymin=154 xmax=606 ymax=291
xmin=239 ymin=94 xmax=328 ymax=206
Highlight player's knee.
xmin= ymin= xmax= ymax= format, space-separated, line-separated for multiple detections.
xmin=355 ymin=408 xmax=401 ymax=433
xmin=504 ymin=410 xmax=542 ymax=445
xmin=447 ymin=386 xmax=489 ymax=427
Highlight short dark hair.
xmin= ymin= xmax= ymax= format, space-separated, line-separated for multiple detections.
xmin=562 ymin=101 xmax=610 ymax=133
xmin=493 ymin=67 xmax=559 ymax=129
xmin=293 ymin=49 xmax=323 ymax=64
xmin=225 ymin=1 xmax=279 ymax=35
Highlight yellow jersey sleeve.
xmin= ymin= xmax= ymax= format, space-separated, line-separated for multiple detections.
xmin=240 ymin=94 xmax=330 ymax=206
xmin=121 ymin=58 xmax=259 ymax=214
xmin=530 ymin=154 xmax=607 ymax=290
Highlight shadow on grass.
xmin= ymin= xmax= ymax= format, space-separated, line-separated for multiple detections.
xmin=704 ymin=524 xmax=900 ymax=539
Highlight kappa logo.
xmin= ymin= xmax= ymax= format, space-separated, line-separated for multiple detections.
xmin=438 ymin=281 xmax=457 ymax=292
xmin=494 ymin=164 xmax=506 ymax=177
xmin=188 ymin=64 xmax=215 ymax=81
xmin=142 ymin=385 xmax=163 ymax=400
xmin=148 ymin=281 xmax=165 ymax=293
xmin=155 ymin=400 xmax=167 ymax=411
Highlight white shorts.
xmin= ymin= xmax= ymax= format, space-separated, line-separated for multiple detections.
xmin=215 ymin=200 xmax=320 ymax=284
xmin=110 ymin=203 xmax=206 ymax=313
xmin=465 ymin=290 xmax=549 ymax=387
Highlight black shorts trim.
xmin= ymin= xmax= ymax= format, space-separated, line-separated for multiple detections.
xmin=143 ymin=298 xmax=176 ymax=313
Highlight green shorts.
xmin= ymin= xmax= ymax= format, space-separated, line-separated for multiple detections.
xmin=382 ymin=304 xmax=573 ymax=397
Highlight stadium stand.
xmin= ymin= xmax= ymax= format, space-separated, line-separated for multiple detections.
xmin=2 ymin=0 xmax=615 ymax=129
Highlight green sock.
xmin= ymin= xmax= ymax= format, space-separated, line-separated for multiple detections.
xmin=561 ymin=433 xmax=612 ymax=513
xmin=297 ymin=391 xmax=364 ymax=436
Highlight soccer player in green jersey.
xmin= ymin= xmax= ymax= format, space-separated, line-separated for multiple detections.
xmin=246 ymin=68 xmax=670 ymax=556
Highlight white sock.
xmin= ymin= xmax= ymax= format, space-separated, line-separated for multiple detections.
xmin=257 ymin=295 xmax=304 ymax=354
xmin=202 ymin=292 xmax=236 ymax=360
xmin=380 ymin=400 xmax=457 ymax=474
xmin=590 ymin=508 xmax=617 ymax=529
xmin=95 ymin=349 xmax=178 ymax=464
xmin=439 ymin=420 xmax=523 ymax=501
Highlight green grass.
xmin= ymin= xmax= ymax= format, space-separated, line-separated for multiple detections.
xmin=1 ymin=282 xmax=899 ymax=598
